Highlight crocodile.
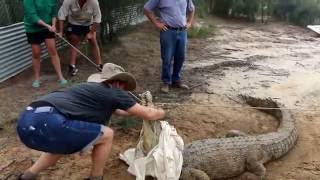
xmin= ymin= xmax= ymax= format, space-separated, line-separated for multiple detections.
xmin=139 ymin=91 xmax=162 ymax=154
xmin=180 ymin=96 xmax=298 ymax=180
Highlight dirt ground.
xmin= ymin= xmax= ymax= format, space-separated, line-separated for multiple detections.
xmin=1 ymin=17 xmax=320 ymax=179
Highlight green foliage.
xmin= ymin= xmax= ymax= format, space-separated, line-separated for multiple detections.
xmin=290 ymin=2 xmax=320 ymax=25
xmin=110 ymin=116 xmax=142 ymax=129
xmin=244 ymin=0 xmax=260 ymax=21
xmin=273 ymin=0 xmax=297 ymax=19
xmin=213 ymin=0 xmax=260 ymax=21
xmin=206 ymin=0 xmax=216 ymax=14
xmin=210 ymin=0 xmax=320 ymax=25
xmin=213 ymin=0 xmax=233 ymax=17
xmin=230 ymin=0 xmax=245 ymax=17
xmin=261 ymin=0 xmax=274 ymax=17
xmin=273 ymin=0 xmax=320 ymax=26
xmin=194 ymin=0 xmax=209 ymax=18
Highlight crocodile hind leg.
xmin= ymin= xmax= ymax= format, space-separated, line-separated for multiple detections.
xmin=243 ymin=148 xmax=270 ymax=180
xmin=242 ymin=163 xmax=266 ymax=180
xmin=180 ymin=167 xmax=210 ymax=180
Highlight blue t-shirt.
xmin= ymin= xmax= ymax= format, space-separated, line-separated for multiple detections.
xmin=38 ymin=82 xmax=136 ymax=125
xmin=144 ymin=0 xmax=195 ymax=28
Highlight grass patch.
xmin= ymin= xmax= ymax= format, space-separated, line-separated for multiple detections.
xmin=0 ymin=112 xmax=19 ymax=131
xmin=110 ymin=116 xmax=142 ymax=129
xmin=188 ymin=24 xmax=216 ymax=38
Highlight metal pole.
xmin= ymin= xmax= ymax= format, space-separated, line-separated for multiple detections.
xmin=54 ymin=32 xmax=102 ymax=71
xmin=54 ymin=32 xmax=145 ymax=103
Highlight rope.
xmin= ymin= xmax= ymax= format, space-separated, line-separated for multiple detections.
xmin=154 ymin=102 xmax=320 ymax=112
xmin=124 ymin=92 xmax=319 ymax=112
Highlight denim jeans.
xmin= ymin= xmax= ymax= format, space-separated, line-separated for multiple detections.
xmin=17 ymin=106 xmax=103 ymax=154
xmin=160 ymin=29 xmax=187 ymax=84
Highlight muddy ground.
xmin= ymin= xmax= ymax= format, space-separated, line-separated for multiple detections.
xmin=1 ymin=17 xmax=320 ymax=179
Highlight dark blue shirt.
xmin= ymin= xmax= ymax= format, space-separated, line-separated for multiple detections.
xmin=38 ymin=82 xmax=136 ymax=125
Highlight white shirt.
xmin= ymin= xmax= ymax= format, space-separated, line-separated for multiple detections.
xmin=58 ymin=0 xmax=101 ymax=26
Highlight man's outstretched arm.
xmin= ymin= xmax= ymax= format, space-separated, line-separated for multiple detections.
xmin=126 ymin=103 xmax=165 ymax=121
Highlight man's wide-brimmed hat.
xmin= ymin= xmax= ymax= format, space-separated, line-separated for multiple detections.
xmin=87 ymin=63 xmax=137 ymax=91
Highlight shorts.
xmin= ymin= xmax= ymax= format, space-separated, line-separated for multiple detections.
xmin=67 ymin=23 xmax=91 ymax=37
xmin=17 ymin=106 xmax=103 ymax=154
xmin=26 ymin=29 xmax=55 ymax=45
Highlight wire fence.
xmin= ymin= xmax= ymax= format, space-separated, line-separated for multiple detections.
xmin=0 ymin=0 xmax=24 ymax=27
xmin=0 ymin=0 xmax=146 ymax=41
xmin=99 ymin=0 xmax=146 ymax=42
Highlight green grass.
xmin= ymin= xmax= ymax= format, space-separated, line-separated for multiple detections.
xmin=0 ymin=112 xmax=19 ymax=130
xmin=188 ymin=24 xmax=216 ymax=38
xmin=110 ymin=116 xmax=142 ymax=129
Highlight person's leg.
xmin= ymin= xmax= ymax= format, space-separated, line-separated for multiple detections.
xmin=172 ymin=30 xmax=189 ymax=89
xmin=31 ymin=44 xmax=42 ymax=87
xmin=67 ymin=34 xmax=81 ymax=76
xmin=19 ymin=153 xmax=62 ymax=179
xmin=90 ymin=126 xmax=114 ymax=177
xmin=18 ymin=110 xmax=104 ymax=179
xmin=44 ymin=38 xmax=66 ymax=81
xmin=172 ymin=30 xmax=187 ymax=83
xmin=30 ymin=153 xmax=62 ymax=174
xmin=69 ymin=34 xmax=81 ymax=66
xmin=160 ymin=30 xmax=176 ymax=92
xmin=88 ymin=32 xmax=102 ymax=66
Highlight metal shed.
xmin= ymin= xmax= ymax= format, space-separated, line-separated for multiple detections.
xmin=0 ymin=22 xmax=66 ymax=82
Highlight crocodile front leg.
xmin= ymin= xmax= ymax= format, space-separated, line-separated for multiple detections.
xmin=180 ymin=167 xmax=210 ymax=180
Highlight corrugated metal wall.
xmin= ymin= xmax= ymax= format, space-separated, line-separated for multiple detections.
xmin=0 ymin=22 xmax=66 ymax=82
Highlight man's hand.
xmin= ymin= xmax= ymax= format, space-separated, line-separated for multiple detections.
xmin=91 ymin=24 xmax=97 ymax=32
xmin=38 ymin=20 xmax=56 ymax=32
xmin=155 ymin=21 xmax=168 ymax=31
xmin=86 ymin=24 xmax=97 ymax=40
xmin=47 ymin=25 xmax=56 ymax=33
xmin=186 ymin=22 xmax=192 ymax=29
xmin=127 ymin=103 xmax=165 ymax=121
xmin=86 ymin=31 xmax=94 ymax=40
xmin=144 ymin=9 xmax=168 ymax=32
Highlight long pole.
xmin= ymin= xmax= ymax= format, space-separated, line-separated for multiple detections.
xmin=54 ymin=32 xmax=144 ymax=102
xmin=54 ymin=32 xmax=102 ymax=71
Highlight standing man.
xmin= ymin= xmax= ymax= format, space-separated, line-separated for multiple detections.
xmin=17 ymin=63 xmax=165 ymax=180
xmin=58 ymin=0 xmax=102 ymax=76
xmin=144 ymin=0 xmax=195 ymax=93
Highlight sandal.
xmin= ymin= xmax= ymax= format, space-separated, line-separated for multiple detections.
xmin=58 ymin=79 xmax=68 ymax=86
xmin=32 ymin=80 xmax=40 ymax=88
